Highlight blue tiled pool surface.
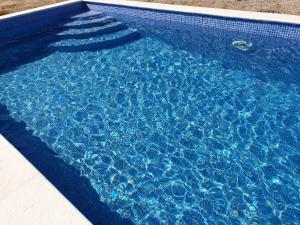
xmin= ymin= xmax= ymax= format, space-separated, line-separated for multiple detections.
xmin=0 ymin=2 xmax=300 ymax=225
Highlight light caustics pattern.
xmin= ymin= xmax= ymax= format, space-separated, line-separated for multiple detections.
xmin=0 ymin=9 xmax=299 ymax=225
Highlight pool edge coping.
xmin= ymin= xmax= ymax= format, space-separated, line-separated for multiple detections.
xmin=0 ymin=135 xmax=92 ymax=225
xmin=84 ymin=0 xmax=300 ymax=25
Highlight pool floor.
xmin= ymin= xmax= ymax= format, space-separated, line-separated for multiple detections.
xmin=0 ymin=10 xmax=299 ymax=225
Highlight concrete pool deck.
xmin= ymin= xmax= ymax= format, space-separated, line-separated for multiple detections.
xmin=0 ymin=135 xmax=91 ymax=225
xmin=0 ymin=0 xmax=300 ymax=224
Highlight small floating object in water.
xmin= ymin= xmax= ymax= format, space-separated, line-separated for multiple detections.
xmin=232 ymin=40 xmax=253 ymax=51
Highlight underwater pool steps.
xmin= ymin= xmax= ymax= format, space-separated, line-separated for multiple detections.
xmin=0 ymin=13 xmax=142 ymax=70
xmin=70 ymin=10 xmax=105 ymax=19
xmin=71 ymin=12 xmax=106 ymax=20
xmin=58 ymin=22 xmax=129 ymax=39
xmin=52 ymin=29 xmax=142 ymax=52
xmin=0 ymin=16 xmax=115 ymax=50
xmin=0 ymin=12 xmax=137 ymax=50
xmin=64 ymin=16 xmax=114 ymax=26
xmin=64 ymin=16 xmax=115 ymax=29
xmin=0 ymin=30 xmax=142 ymax=71
xmin=0 ymin=21 xmax=126 ymax=55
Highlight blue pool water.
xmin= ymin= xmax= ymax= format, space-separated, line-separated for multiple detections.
xmin=1 ymin=9 xmax=300 ymax=225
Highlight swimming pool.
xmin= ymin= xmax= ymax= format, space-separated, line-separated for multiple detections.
xmin=0 ymin=1 xmax=299 ymax=224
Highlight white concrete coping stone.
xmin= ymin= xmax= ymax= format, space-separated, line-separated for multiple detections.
xmin=0 ymin=135 xmax=91 ymax=225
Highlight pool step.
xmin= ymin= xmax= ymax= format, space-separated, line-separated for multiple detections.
xmin=1 ymin=21 xmax=140 ymax=58
xmin=64 ymin=16 xmax=115 ymax=29
xmin=70 ymin=11 xmax=104 ymax=20
xmin=65 ymin=16 xmax=113 ymax=26
xmin=54 ymin=25 xmax=137 ymax=45
xmin=0 ymin=12 xmax=142 ymax=69
xmin=52 ymin=28 xmax=142 ymax=52
xmin=0 ymin=17 xmax=119 ymax=51
xmin=58 ymin=21 xmax=128 ymax=38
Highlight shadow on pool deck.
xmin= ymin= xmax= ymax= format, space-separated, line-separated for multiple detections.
xmin=0 ymin=104 xmax=134 ymax=225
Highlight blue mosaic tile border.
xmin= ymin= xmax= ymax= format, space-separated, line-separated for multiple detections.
xmin=85 ymin=2 xmax=300 ymax=40
xmin=0 ymin=2 xmax=87 ymax=44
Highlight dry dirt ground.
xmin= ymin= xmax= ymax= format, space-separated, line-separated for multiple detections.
xmin=0 ymin=0 xmax=65 ymax=15
xmin=137 ymin=0 xmax=300 ymax=15
xmin=0 ymin=0 xmax=300 ymax=16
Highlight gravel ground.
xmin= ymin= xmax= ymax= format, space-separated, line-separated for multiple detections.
xmin=0 ymin=0 xmax=299 ymax=16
